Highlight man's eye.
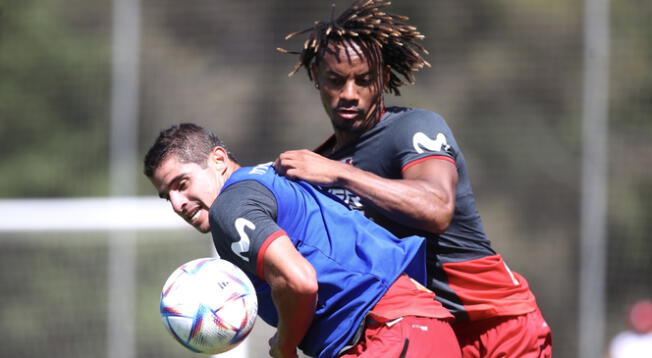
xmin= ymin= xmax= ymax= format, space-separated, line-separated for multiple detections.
xmin=327 ymin=76 xmax=344 ymax=85
xmin=178 ymin=180 xmax=187 ymax=190
xmin=357 ymin=76 xmax=373 ymax=86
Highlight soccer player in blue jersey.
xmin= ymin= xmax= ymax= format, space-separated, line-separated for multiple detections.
xmin=144 ymin=123 xmax=461 ymax=358
xmin=274 ymin=1 xmax=552 ymax=357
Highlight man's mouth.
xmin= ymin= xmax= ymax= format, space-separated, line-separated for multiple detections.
xmin=335 ymin=108 xmax=360 ymax=120
xmin=186 ymin=209 xmax=201 ymax=224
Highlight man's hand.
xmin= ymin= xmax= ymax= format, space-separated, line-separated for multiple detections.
xmin=268 ymin=333 xmax=299 ymax=358
xmin=274 ymin=150 xmax=349 ymax=187
xmin=275 ymin=149 xmax=459 ymax=234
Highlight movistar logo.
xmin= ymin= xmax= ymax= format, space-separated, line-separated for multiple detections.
xmin=412 ymin=132 xmax=451 ymax=154
xmin=232 ymin=218 xmax=254 ymax=262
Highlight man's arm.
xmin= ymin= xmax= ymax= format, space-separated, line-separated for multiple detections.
xmin=274 ymin=149 xmax=457 ymax=233
xmin=263 ymin=234 xmax=318 ymax=358
xmin=211 ymin=181 xmax=317 ymax=357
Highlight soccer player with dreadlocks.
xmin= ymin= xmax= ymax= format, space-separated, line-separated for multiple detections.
xmin=275 ymin=1 xmax=552 ymax=357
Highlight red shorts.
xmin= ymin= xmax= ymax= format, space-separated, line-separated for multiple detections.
xmin=339 ymin=315 xmax=462 ymax=358
xmin=453 ymin=308 xmax=552 ymax=358
xmin=340 ymin=274 xmax=460 ymax=357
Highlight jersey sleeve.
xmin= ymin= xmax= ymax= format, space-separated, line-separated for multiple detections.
xmin=387 ymin=109 xmax=459 ymax=173
xmin=209 ymin=180 xmax=286 ymax=279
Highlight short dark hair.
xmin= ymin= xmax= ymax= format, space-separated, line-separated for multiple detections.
xmin=278 ymin=0 xmax=430 ymax=96
xmin=143 ymin=123 xmax=236 ymax=178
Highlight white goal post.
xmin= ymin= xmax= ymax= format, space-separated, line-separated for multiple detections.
xmin=0 ymin=197 xmax=185 ymax=232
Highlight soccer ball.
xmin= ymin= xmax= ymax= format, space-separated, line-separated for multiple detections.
xmin=160 ymin=258 xmax=258 ymax=354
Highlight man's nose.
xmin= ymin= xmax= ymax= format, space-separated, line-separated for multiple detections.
xmin=169 ymin=192 xmax=186 ymax=214
xmin=340 ymin=79 xmax=358 ymax=101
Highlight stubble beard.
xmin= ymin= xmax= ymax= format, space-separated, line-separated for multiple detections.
xmin=330 ymin=99 xmax=381 ymax=135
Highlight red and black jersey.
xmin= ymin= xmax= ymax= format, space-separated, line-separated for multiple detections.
xmin=316 ymin=106 xmax=539 ymax=322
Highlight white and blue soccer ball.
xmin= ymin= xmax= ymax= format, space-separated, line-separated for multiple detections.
xmin=160 ymin=258 xmax=258 ymax=354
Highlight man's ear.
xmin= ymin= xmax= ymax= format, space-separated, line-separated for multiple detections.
xmin=208 ymin=146 xmax=229 ymax=173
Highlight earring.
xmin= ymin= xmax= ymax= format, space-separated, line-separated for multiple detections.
xmin=314 ymin=82 xmax=320 ymax=89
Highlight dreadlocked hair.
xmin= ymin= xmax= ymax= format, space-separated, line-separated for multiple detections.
xmin=277 ymin=0 xmax=430 ymax=96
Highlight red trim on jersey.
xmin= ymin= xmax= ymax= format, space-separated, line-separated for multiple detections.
xmin=441 ymin=255 xmax=538 ymax=321
xmin=256 ymin=229 xmax=287 ymax=279
xmin=379 ymin=107 xmax=386 ymax=121
xmin=401 ymin=155 xmax=456 ymax=174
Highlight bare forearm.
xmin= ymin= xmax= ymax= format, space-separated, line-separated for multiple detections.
xmin=274 ymin=150 xmax=457 ymax=233
xmin=337 ymin=164 xmax=454 ymax=233
xmin=271 ymin=284 xmax=316 ymax=354
xmin=263 ymin=237 xmax=318 ymax=357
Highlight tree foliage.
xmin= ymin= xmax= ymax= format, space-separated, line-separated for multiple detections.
xmin=0 ymin=0 xmax=110 ymax=197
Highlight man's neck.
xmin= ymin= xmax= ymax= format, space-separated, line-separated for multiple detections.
xmin=331 ymin=111 xmax=383 ymax=153
xmin=225 ymin=161 xmax=241 ymax=180
xmin=332 ymin=130 xmax=362 ymax=153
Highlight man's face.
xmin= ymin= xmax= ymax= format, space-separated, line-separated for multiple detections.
xmin=149 ymin=155 xmax=223 ymax=233
xmin=313 ymin=43 xmax=382 ymax=134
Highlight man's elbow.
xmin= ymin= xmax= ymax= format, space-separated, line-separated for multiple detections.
xmin=292 ymin=264 xmax=318 ymax=296
xmin=425 ymin=205 xmax=454 ymax=234
xmin=426 ymin=220 xmax=450 ymax=234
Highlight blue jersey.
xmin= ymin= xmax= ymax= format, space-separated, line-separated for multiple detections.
xmin=209 ymin=163 xmax=426 ymax=358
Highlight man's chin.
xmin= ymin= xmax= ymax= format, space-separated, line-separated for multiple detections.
xmin=196 ymin=225 xmax=211 ymax=234
xmin=189 ymin=221 xmax=210 ymax=233
xmin=332 ymin=118 xmax=366 ymax=133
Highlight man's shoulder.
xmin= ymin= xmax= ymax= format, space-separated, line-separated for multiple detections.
xmin=383 ymin=106 xmax=447 ymax=126
xmin=218 ymin=165 xmax=278 ymax=206
xmin=233 ymin=163 xmax=274 ymax=179
xmin=378 ymin=107 xmax=449 ymax=137
xmin=211 ymin=173 xmax=279 ymax=223
xmin=226 ymin=163 xmax=281 ymax=188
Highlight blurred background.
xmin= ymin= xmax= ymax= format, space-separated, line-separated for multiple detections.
xmin=1 ymin=0 xmax=650 ymax=357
